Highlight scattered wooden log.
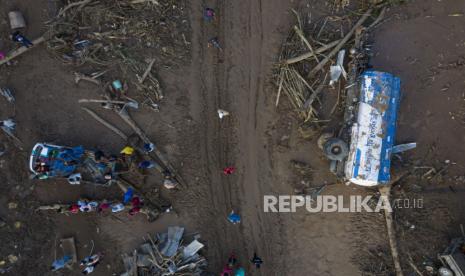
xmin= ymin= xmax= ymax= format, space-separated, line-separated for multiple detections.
xmin=81 ymin=107 xmax=128 ymax=140
xmin=140 ymin=59 xmax=156 ymax=84
xmin=379 ymin=185 xmax=404 ymax=276
xmin=0 ymin=36 xmax=46 ymax=66
xmin=309 ymin=8 xmax=373 ymax=76
xmin=285 ymin=40 xmax=340 ymax=65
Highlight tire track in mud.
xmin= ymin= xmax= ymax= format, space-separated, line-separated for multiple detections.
xmin=220 ymin=1 xmax=286 ymax=274
xmin=188 ymin=0 xmax=287 ymax=273
xmin=187 ymin=0 xmax=247 ymax=269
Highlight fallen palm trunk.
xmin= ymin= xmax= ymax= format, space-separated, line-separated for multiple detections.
xmin=37 ymin=199 xmax=161 ymax=222
xmin=308 ymin=8 xmax=373 ymax=76
xmin=379 ymin=185 xmax=404 ymax=276
xmin=285 ymin=39 xmax=341 ymax=65
xmin=0 ymin=128 xmax=23 ymax=150
xmin=0 ymin=36 xmax=46 ymax=66
xmin=81 ymin=107 xmax=128 ymax=140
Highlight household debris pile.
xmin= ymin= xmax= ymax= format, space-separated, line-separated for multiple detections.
xmin=46 ymin=0 xmax=190 ymax=103
xmin=121 ymin=226 xmax=207 ymax=276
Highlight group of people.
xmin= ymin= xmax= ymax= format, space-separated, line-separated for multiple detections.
xmin=203 ymin=7 xmax=266 ymax=274
xmin=220 ymin=253 xmax=263 ymax=275
xmin=204 ymin=7 xmax=222 ymax=50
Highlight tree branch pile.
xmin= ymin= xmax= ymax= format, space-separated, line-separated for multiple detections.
xmin=274 ymin=4 xmax=386 ymax=122
xmin=46 ymin=0 xmax=190 ymax=102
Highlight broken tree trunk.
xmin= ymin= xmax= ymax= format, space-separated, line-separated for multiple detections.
xmin=0 ymin=36 xmax=46 ymax=66
xmin=81 ymin=107 xmax=128 ymax=140
xmin=308 ymin=8 xmax=373 ymax=76
xmin=379 ymin=185 xmax=404 ymax=276
xmin=285 ymin=40 xmax=340 ymax=65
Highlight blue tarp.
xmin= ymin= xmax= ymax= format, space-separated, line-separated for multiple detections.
xmin=49 ymin=146 xmax=84 ymax=177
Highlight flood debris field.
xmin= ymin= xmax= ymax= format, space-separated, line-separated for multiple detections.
xmin=1 ymin=0 xmax=465 ymax=275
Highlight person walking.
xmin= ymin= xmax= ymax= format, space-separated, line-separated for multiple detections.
xmin=251 ymin=253 xmax=263 ymax=269
xmin=11 ymin=31 xmax=33 ymax=48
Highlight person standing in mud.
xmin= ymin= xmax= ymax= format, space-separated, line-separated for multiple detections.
xmin=251 ymin=253 xmax=263 ymax=269
xmin=204 ymin=8 xmax=215 ymax=22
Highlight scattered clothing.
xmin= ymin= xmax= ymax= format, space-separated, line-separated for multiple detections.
xmin=11 ymin=31 xmax=33 ymax=48
xmin=111 ymin=203 xmax=125 ymax=213
xmin=128 ymin=206 xmax=141 ymax=216
xmin=82 ymin=264 xmax=95 ymax=274
xmin=97 ymin=202 xmax=110 ymax=212
xmin=223 ymin=166 xmax=235 ymax=175
xmin=120 ymin=146 xmax=135 ymax=155
xmin=0 ymin=119 xmax=15 ymax=132
xmin=51 ymin=255 xmax=72 ymax=271
xmin=69 ymin=204 xmax=79 ymax=214
xmin=204 ymin=8 xmax=215 ymax=21
xmin=80 ymin=253 xmax=101 ymax=267
xmin=131 ymin=197 xmax=141 ymax=208
xmin=138 ymin=160 xmax=155 ymax=169
xmin=227 ymin=211 xmax=241 ymax=224
xmin=251 ymin=253 xmax=263 ymax=269
xmin=67 ymin=173 xmax=82 ymax=185
xmin=129 ymin=197 xmax=142 ymax=215
xmin=122 ymin=188 xmax=134 ymax=204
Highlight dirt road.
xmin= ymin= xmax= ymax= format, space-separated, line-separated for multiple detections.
xmin=183 ymin=1 xmax=361 ymax=275
xmin=185 ymin=0 xmax=293 ymax=273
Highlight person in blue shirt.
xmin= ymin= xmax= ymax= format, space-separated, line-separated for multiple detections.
xmin=11 ymin=31 xmax=33 ymax=48
xmin=227 ymin=210 xmax=241 ymax=224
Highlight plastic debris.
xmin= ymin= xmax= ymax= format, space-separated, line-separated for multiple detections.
xmin=7 ymin=255 xmax=17 ymax=264
xmin=67 ymin=173 xmax=81 ymax=185
xmin=121 ymin=227 xmax=207 ymax=275
xmin=182 ymin=239 xmax=205 ymax=259
xmin=392 ymin=142 xmax=417 ymax=154
xmin=0 ymin=88 xmax=15 ymax=103
xmin=0 ymin=119 xmax=15 ymax=133
xmin=218 ymin=109 xmax=230 ymax=119
xmin=159 ymin=226 xmax=184 ymax=257
xmin=111 ymin=203 xmax=125 ymax=213
xmin=51 ymin=255 xmax=72 ymax=271
xmin=329 ymin=49 xmax=347 ymax=86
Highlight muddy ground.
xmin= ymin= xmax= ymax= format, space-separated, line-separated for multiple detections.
xmin=1 ymin=0 xmax=465 ymax=276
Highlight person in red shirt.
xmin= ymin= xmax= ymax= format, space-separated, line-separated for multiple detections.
xmin=223 ymin=166 xmax=235 ymax=175
xmin=69 ymin=204 xmax=79 ymax=214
